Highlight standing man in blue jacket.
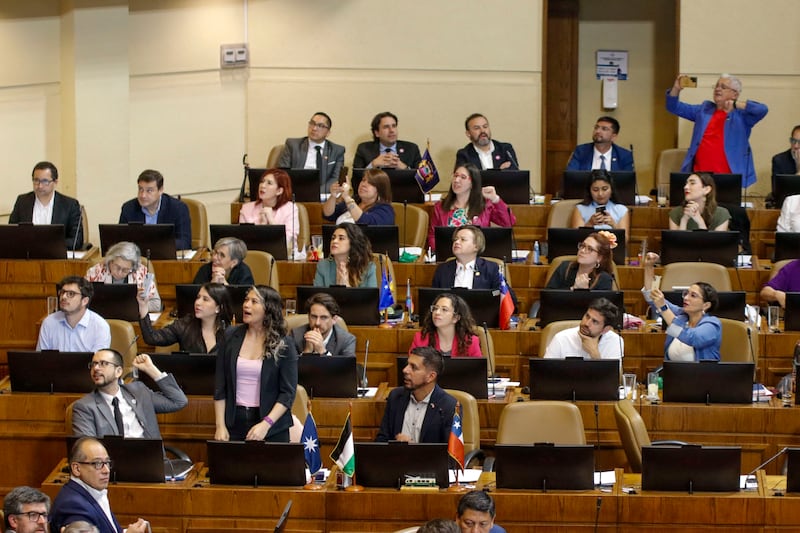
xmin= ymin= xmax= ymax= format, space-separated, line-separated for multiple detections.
xmin=566 ymin=116 xmax=634 ymax=172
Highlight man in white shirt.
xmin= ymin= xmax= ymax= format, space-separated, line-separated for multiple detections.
xmin=37 ymin=276 xmax=110 ymax=353
xmin=544 ymin=298 xmax=624 ymax=360
xmin=277 ymin=112 xmax=345 ymax=193
xmin=777 ymin=194 xmax=800 ymax=233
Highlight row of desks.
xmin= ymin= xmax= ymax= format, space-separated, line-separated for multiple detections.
xmin=38 ymin=463 xmax=800 ymax=532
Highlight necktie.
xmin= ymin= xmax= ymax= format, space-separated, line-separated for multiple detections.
xmin=599 ymin=154 xmax=607 ymax=170
xmin=315 ymin=145 xmax=323 ymax=170
xmin=112 ymin=397 xmax=124 ymax=436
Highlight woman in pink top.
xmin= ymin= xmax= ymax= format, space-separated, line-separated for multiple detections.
xmin=427 ymin=162 xmax=516 ymax=251
xmin=410 ymin=293 xmax=482 ymax=357
xmin=239 ymin=168 xmax=300 ymax=253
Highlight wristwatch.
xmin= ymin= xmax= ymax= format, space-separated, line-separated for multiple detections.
xmin=659 ymin=304 xmax=669 ymax=313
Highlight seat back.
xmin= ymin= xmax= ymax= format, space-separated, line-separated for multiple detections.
xmin=107 ymin=319 xmax=137 ymax=373
xmin=546 ymin=199 xmax=581 ymax=228
xmin=391 ymin=203 xmax=429 ymax=249
xmin=470 ymin=325 xmax=495 ymax=377
xmin=661 ymin=262 xmax=732 ymax=292
xmin=266 ymin=144 xmax=284 ymax=168
xmin=181 ymin=198 xmax=210 ymax=250
xmin=66 ymin=400 xmax=76 ymax=434
xmin=544 ymin=255 xmax=619 ymax=287
xmin=655 ymin=148 xmax=688 ymax=189
xmin=244 ymin=250 xmax=280 ymax=292
xmin=80 ymin=204 xmax=90 ymax=248
xmin=295 ymin=202 xmax=310 ymax=251
xmin=719 ymin=318 xmax=757 ymax=363
xmin=613 ymin=399 xmax=652 ymax=472
xmin=539 ymin=320 xmax=582 ymax=354
xmin=292 ymin=384 xmax=309 ymax=423
xmin=769 ymin=259 xmax=794 ymax=281
xmin=444 ymin=389 xmax=480 ymax=455
xmin=496 ymin=401 xmax=586 ymax=445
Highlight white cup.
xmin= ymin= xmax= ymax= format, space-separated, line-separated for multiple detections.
xmin=768 ymin=305 xmax=781 ymax=333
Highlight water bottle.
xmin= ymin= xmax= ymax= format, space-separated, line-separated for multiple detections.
xmin=793 ymin=343 xmax=800 ymax=403
xmin=533 ymin=241 xmax=540 ymax=265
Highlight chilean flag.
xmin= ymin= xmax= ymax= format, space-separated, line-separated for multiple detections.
xmin=448 ymin=402 xmax=465 ymax=472
xmin=498 ymin=269 xmax=515 ymax=330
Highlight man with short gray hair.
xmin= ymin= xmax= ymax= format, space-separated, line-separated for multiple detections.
xmin=3 ymin=486 xmax=51 ymax=533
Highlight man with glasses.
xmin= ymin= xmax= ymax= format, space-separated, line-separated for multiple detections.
xmin=772 ymin=126 xmax=800 ymax=228
xmin=36 ymin=276 xmax=110 ymax=352
xmin=72 ymin=349 xmax=187 ymax=438
xmin=456 ymin=113 xmax=519 ymax=170
xmin=3 ymin=486 xmax=50 ymax=533
xmin=543 ymin=298 xmax=623 ymax=360
xmin=50 ymin=437 xmax=149 ymax=533
xmin=277 ymin=112 xmax=345 ymax=194
xmin=455 ymin=490 xmax=506 ymax=533
xmin=290 ymin=292 xmax=355 ymax=356
xmin=566 ymin=116 xmax=634 ymax=172
xmin=375 ymin=346 xmax=456 ymax=443
xmin=9 ymin=161 xmax=84 ymax=250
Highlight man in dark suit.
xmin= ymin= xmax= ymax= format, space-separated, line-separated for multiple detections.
xmin=566 ymin=116 xmax=634 ymax=172
xmin=118 ymin=169 xmax=192 ymax=250
xmin=72 ymin=349 xmax=188 ymax=439
xmin=375 ymin=346 xmax=456 ymax=443
xmin=9 ymin=161 xmax=84 ymax=250
xmin=50 ymin=437 xmax=149 ymax=533
xmin=3 ymin=486 xmax=50 ymax=533
xmin=277 ymin=112 xmax=346 ymax=194
xmin=290 ymin=292 xmax=356 ymax=356
xmin=352 ymin=111 xmax=422 ymax=170
xmin=455 ymin=113 xmax=519 ymax=170
xmin=772 ymin=124 xmax=800 ymax=178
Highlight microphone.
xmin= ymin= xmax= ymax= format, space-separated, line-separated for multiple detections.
xmin=127 ymin=335 xmax=142 ymax=380
xmin=268 ymin=255 xmax=275 ymax=287
xmin=403 ymin=201 xmax=408 ymax=253
xmin=629 ymin=144 xmax=639 ymax=201
xmin=72 ymin=204 xmax=83 ymax=253
xmin=483 ymin=322 xmax=496 ymax=398
xmin=507 ymin=207 xmax=517 ymax=259
xmin=747 ymin=327 xmax=759 ymax=403
xmin=593 ymin=497 xmax=602 ymax=533
xmin=610 ymin=273 xmax=626 ymax=332
xmin=358 ymin=339 xmax=370 ymax=396
xmin=505 ymin=150 xmax=519 ymax=170
xmin=594 ymin=403 xmax=600 ymax=447
xmin=239 ymin=153 xmax=249 ymax=202
xmin=291 ymin=193 xmax=297 ymax=261
xmin=745 ymin=447 xmax=788 ymax=483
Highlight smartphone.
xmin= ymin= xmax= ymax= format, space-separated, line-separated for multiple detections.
xmin=337 ymin=166 xmax=348 ymax=186
xmin=595 ymin=206 xmax=606 ymax=214
xmin=679 ymin=76 xmax=698 ymax=88
xmin=142 ymin=273 xmax=154 ymax=297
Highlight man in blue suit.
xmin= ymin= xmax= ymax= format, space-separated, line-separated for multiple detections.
xmin=118 ymin=169 xmax=192 ymax=250
xmin=566 ymin=116 xmax=634 ymax=172
xmin=50 ymin=437 xmax=148 ymax=533
xmin=375 ymin=346 xmax=456 ymax=444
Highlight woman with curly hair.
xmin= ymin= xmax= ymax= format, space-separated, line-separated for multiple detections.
xmin=313 ymin=222 xmax=377 ymax=287
xmin=214 ymin=285 xmax=298 ymax=442
xmin=546 ymin=231 xmax=616 ymax=290
xmin=409 ymin=293 xmax=481 ymax=357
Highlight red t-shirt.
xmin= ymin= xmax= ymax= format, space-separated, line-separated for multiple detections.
xmin=693 ymin=109 xmax=732 ymax=173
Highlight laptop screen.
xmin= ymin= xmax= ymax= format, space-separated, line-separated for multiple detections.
xmin=396 ymin=356 xmax=488 ymax=399
xmin=662 ymin=361 xmax=754 ymax=404
xmin=494 ymin=444 xmax=595 ymax=490
xmin=642 ymin=445 xmax=741 ymax=492
xmin=354 ymin=442 xmax=449 ymax=488
xmin=9 ymin=351 xmax=93 ymax=393
xmin=99 ymin=224 xmax=177 ymax=260
xmin=529 ymin=358 xmax=620 ymax=401
xmin=207 ymin=441 xmax=306 ymax=486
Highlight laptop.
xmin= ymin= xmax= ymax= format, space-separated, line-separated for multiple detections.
xmin=529 ymin=358 xmax=620 ymax=401
xmin=296 ymin=286 xmax=380 ymax=326
xmin=417 ymin=288 xmax=501 ymax=329
xmin=546 ymin=227 xmax=627 ymax=265
xmin=138 ymin=353 xmax=216 ymax=395
xmin=537 ymin=290 xmax=624 ymax=329
xmin=175 ymin=284 xmax=250 ymax=322
xmin=0 ymin=224 xmax=68 ymax=259
xmin=774 ymin=232 xmax=800 ymax=262
xmin=298 ymin=356 xmax=358 ymax=398
xmin=480 ymin=170 xmax=531 ymax=205
xmin=8 ymin=351 xmax=93 ymax=393
xmin=434 ymin=227 xmax=514 ymax=263
xmin=785 ymin=448 xmax=800 ymax=493
xmin=661 ymin=361 xmax=754 ymax=404
xmin=352 ymin=169 xmax=423 ymax=204
xmin=103 ymin=436 xmax=168 ymax=483
xmin=396 ymin=356 xmax=488 ymax=399
xmin=354 ymin=442 xmax=449 ymax=488
xmin=285 ymin=168 xmax=326 ymax=201
xmin=494 ymin=444 xmax=595 ymax=490
xmin=322 ymin=224 xmax=400 ymax=261
xmin=669 ymin=172 xmax=742 ymax=207
xmin=99 ymin=224 xmax=177 ymax=260
xmin=89 ymin=283 xmax=140 ymax=321
xmin=659 ymin=230 xmax=740 ymax=266
xmin=784 ymin=293 xmax=800 ymax=331
xmin=209 ymin=224 xmax=288 ymax=261
xmin=641 ymin=445 xmax=741 ymax=492
xmin=661 ymin=290 xmax=746 ymax=322
xmin=206 ymin=441 xmax=306 ymax=486
xmin=773 ymin=174 xmax=800 ymax=210
xmin=562 ymin=170 xmax=637 ymax=206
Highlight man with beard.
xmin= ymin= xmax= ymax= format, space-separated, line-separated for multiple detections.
xmin=375 ymin=346 xmax=457 ymax=443
xmin=456 ymin=114 xmax=519 ymax=170
xmin=3 ymin=486 xmax=50 ymax=533
xmin=566 ymin=116 xmax=634 ymax=172
xmin=71 ymin=349 xmax=187 ymax=438
xmin=543 ymin=298 xmax=623 ymax=360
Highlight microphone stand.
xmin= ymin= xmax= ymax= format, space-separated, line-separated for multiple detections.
xmin=239 ymin=153 xmax=249 ymax=203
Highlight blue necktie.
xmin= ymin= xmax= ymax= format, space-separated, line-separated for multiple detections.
xmin=599 ymin=154 xmax=607 ymax=170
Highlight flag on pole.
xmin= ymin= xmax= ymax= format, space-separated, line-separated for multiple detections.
xmin=301 ymin=413 xmax=322 ymax=475
xmin=378 ymin=256 xmax=395 ymax=310
xmin=405 ymin=278 xmax=414 ymax=316
xmin=448 ymin=402 xmax=465 ymax=472
xmin=498 ymin=268 xmax=515 ymax=330
xmin=414 ymin=143 xmax=440 ymax=194
xmin=330 ymin=413 xmax=355 ymax=476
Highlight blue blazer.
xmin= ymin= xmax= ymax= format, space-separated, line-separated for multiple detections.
xmin=352 ymin=140 xmax=422 ymax=170
xmin=375 ymin=384 xmax=456 ymax=443
xmin=455 ymin=140 xmax=519 ymax=169
xmin=647 ymin=299 xmax=721 ymax=361
xmin=50 ymin=479 xmax=123 ymax=533
xmin=566 ymin=143 xmax=634 ymax=172
xmin=118 ymin=193 xmax=192 ymax=250
xmin=9 ymin=191 xmax=84 ymax=250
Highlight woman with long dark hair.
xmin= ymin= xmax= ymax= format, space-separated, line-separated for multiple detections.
xmin=323 ymin=168 xmax=395 ymax=225
xmin=669 ymin=172 xmax=730 ymax=230
xmin=546 ymin=231 xmax=616 ymax=290
xmin=570 ymin=169 xmax=630 ymax=237
xmin=313 ymin=222 xmax=376 ymax=287
xmin=410 ymin=293 xmax=481 ymax=357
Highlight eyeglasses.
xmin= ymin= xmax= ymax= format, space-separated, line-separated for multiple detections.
xmin=59 ymin=289 xmax=82 ymax=299
xmin=430 ymin=305 xmax=453 ymax=314
xmin=577 ymin=243 xmax=599 ymax=254
xmin=14 ymin=511 xmax=49 ymax=522
xmin=308 ymin=120 xmax=330 ymax=130
xmin=790 ymin=138 xmax=800 ymax=145
xmin=88 ymin=360 xmax=119 ymax=370
xmin=32 ymin=178 xmax=55 ymax=186
xmin=76 ymin=460 xmax=113 ymax=470
xmin=681 ymin=289 xmax=703 ymax=300
xmin=109 ymin=262 xmax=133 ymax=275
